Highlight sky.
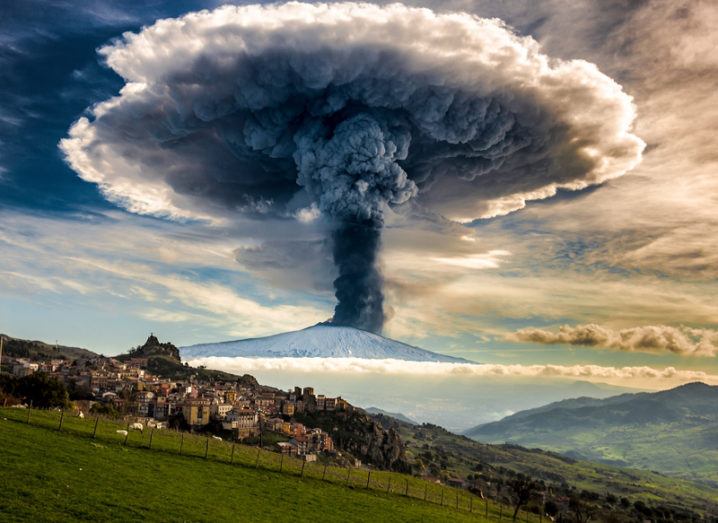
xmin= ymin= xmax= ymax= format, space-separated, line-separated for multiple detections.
xmin=1 ymin=0 xmax=717 ymax=391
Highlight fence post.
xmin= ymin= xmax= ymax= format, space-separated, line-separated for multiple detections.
xmin=440 ymin=488 xmax=444 ymax=506
xmin=57 ymin=410 xmax=64 ymax=431
xmin=404 ymin=479 xmax=409 ymax=496
xmin=456 ymin=491 xmax=459 ymax=509
xmin=148 ymin=429 xmax=154 ymax=449
xmin=366 ymin=470 xmax=371 ymax=489
xmin=423 ymin=483 xmax=427 ymax=501
xmin=499 ymin=504 xmax=503 ymax=522
xmin=389 ymin=478 xmax=393 ymax=494
xmin=92 ymin=416 xmax=99 ymax=438
xmin=26 ymin=407 xmax=31 ymax=424
xmin=230 ymin=443 xmax=235 ymax=464
xmin=345 ymin=467 xmax=351 ymax=485
xmin=255 ymin=447 xmax=260 ymax=468
xmin=279 ymin=453 xmax=284 ymax=472
xmin=485 ymin=499 xmax=489 ymax=518
xmin=300 ymin=460 xmax=306 ymax=478
xmin=204 ymin=438 xmax=209 ymax=459
xmin=123 ymin=430 xmax=130 ymax=446
xmin=470 ymin=497 xmax=473 ymax=513
xmin=322 ymin=463 xmax=327 ymax=481
xmin=179 ymin=433 xmax=184 ymax=455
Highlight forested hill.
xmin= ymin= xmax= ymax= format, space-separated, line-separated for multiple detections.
xmin=465 ymin=382 xmax=718 ymax=486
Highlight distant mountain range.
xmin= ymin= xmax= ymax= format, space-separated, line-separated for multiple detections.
xmin=181 ymin=324 xmax=470 ymax=363
xmin=465 ymin=382 xmax=718 ymax=486
xmin=364 ymin=407 xmax=418 ymax=425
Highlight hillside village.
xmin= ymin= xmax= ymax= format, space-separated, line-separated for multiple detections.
xmin=1 ymin=335 xmax=353 ymax=462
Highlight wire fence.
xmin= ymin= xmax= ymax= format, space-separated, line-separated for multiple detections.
xmin=0 ymin=407 xmax=547 ymax=522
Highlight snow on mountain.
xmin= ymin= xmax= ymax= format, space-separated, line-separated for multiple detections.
xmin=180 ymin=324 xmax=470 ymax=363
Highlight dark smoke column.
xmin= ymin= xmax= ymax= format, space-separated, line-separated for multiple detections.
xmin=294 ymin=114 xmax=417 ymax=333
xmin=331 ymin=219 xmax=383 ymax=332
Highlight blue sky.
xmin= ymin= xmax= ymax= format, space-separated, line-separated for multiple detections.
xmin=1 ymin=0 xmax=717 ymax=386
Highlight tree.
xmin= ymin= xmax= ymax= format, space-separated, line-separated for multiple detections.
xmin=569 ymin=494 xmax=596 ymax=523
xmin=15 ymin=373 xmax=70 ymax=409
xmin=507 ymin=474 xmax=537 ymax=521
xmin=544 ymin=500 xmax=559 ymax=519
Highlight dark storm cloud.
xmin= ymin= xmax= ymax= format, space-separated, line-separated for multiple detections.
xmin=61 ymin=2 xmax=643 ymax=332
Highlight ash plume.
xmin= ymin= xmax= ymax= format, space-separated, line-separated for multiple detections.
xmin=61 ymin=2 xmax=644 ymax=333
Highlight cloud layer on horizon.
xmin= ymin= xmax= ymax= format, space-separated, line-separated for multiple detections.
xmin=185 ymin=356 xmax=718 ymax=390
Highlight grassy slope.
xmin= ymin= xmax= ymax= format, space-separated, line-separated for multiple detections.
xmin=396 ymin=423 xmax=718 ymax=512
xmin=0 ymin=416 xmax=492 ymax=523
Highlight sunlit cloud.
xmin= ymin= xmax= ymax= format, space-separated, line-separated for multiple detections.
xmin=512 ymin=324 xmax=718 ymax=357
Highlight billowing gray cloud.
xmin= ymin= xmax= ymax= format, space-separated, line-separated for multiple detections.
xmin=513 ymin=324 xmax=718 ymax=357
xmin=60 ymin=2 xmax=643 ymax=332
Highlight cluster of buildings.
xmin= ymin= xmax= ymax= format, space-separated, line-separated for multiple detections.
xmin=4 ymin=354 xmax=345 ymax=459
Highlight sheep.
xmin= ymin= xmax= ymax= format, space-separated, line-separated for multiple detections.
xmin=129 ymin=422 xmax=144 ymax=432
xmin=211 ymin=435 xmax=222 ymax=441
xmin=116 ymin=429 xmax=128 ymax=436
xmin=77 ymin=411 xmax=85 ymax=419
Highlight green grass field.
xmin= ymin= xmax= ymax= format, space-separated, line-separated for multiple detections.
xmin=0 ymin=410 xmax=517 ymax=522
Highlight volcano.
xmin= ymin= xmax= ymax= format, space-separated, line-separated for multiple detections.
xmin=180 ymin=324 xmax=470 ymax=363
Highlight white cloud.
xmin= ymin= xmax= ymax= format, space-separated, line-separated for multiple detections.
xmin=0 ymin=210 xmax=327 ymax=339
xmin=185 ymin=356 xmax=718 ymax=390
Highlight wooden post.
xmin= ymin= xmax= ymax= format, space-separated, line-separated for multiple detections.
xmin=404 ymin=478 xmax=409 ymax=496
xmin=204 ymin=438 xmax=209 ymax=459
xmin=26 ymin=407 xmax=31 ymax=424
xmin=345 ymin=467 xmax=351 ymax=485
xmin=499 ymin=504 xmax=503 ymax=522
xmin=279 ymin=452 xmax=284 ymax=472
xmin=230 ymin=444 xmax=235 ymax=464
xmin=300 ymin=460 xmax=306 ymax=478
xmin=440 ymin=488 xmax=444 ymax=506
xmin=179 ymin=433 xmax=184 ymax=455
xmin=57 ymin=410 xmax=64 ymax=431
xmin=366 ymin=470 xmax=371 ymax=489
xmin=148 ymin=429 xmax=154 ymax=449
xmin=255 ymin=447 xmax=260 ymax=468
xmin=124 ymin=430 xmax=130 ymax=446
xmin=322 ymin=463 xmax=327 ymax=481
xmin=389 ymin=478 xmax=393 ymax=494
xmin=92 ymin=416 xmax=100 ymax=438
xmin=423 ymin=483 xmax=427 ymax=501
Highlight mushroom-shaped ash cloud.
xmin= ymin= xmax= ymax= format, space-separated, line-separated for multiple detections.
xmin=61 ymin=2 xmax=644 ymax=333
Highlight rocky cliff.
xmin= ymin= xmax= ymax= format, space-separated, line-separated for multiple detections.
xmin=296 ymin=410 xmax=409 ymax=472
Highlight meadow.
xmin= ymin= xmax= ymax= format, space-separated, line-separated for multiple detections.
xmin=0 ymin=408 xmax=533 ymax=522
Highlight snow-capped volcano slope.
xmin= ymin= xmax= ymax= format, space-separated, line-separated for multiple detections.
xmin=181 ymin=324 xmax=470 ymax=363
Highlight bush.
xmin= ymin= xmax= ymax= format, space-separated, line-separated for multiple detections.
xmin=1 ymin=373 xmax=70 ymax=409
xmin=89 ymin=402 xmax=120 ymax=418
